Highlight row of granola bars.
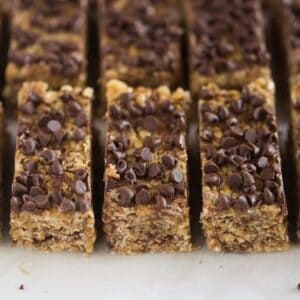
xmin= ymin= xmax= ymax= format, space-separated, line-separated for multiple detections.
xmin=0 ymin=0 xmax=296 ymax=254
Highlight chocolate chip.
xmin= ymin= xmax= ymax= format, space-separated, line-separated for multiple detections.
xmin=41 ymin=149 xmax=56 ymax=164
xmin=154 ymin=195 xmax=168 ymax=209
xmin=215 ymin=195 xmax=231 ymax=211
xmin=143 ymin=136 xmax=161 ymax=151
xmin=263 ymin=187 xmax=275 ymax=204
xmin=11 ymin=197 xmax=22 ymax=213
xmin=28 ymin=91 xmax=41 ymax=104
xmin=263 ymin=143 xmax=276 ymax=157
xmin=60 ymin=198 xmax=76 ymax=212
xmin=261 ymin=167 xmax=275 ymax=180
xmin=170 ymin=168 xmax=183 ymax=183
xmin=68 ymin=101 xmax=82 ymax=116
xmin=228 ymin=173 xmax=242 ymax=189
xmin=54 ymin=129 xmax=67 ymax=143
xmin=115 ymin=186 xmax=134 ymax=206
xmin=244 ymin=128 xmax=257 ymax=143
xmin=147 ymin=163 xmax=161 ymax=179
xmin=29 ymin=186 xmax=44 ymax=197
xmin=162 ymin=155 xmax=178 ymax=170
xmin=49 ymin=191 xmax=63 ymax=206
xmin=230 ymin=126 xmax=244 ymax=137
xmin=217 ymin=106 xmax=230 ymax=120
xmin=21 ymin=102 xmax=35 ymax=114
xmin=173 ymin=134 xmax=186 ymax=149
xmin=37 ymin=132 xmax=50 ymax=147
xmin=174 ymin=182 xmax=185 ymax=194
xmin=78 ymin=196 xmax=90 ymax=212
xmin=72 ymin=128 xmax=86 ymax=141
xmin=47 ymin=119 xmax=62 ymax=132
xmin=142 ymin=116 xmax=159 ymax=131
xmin=230 ymin=100 xmax=243 ymax=114
xmin=32 ymin=195 xmax=49 ymax=209
xmin=257 ymin=156 xmax=269 ymax=169
xmin=23 ymin=159 xmax=37 ymax=173
xmin=158 ymin=184 xmax=175 ymax=199
xmin=75 ymin=168 xmax=88 ymax=180
xmin=140 ymin=147 xmax=152 ymax=161
xmin=72 ymin=180 xmax=87 ymax=195
xmin=135 ymin=189 xmax=151 ymax=204
xmin=201 ymin=129 xmax=213 ymax=142
xmin=232 ymin=195 xmax=250 ymax=211
xmin=222 ymin=137 xmax=237 ymax=148
xmin=51 ymin=160 xmax=64 ymax=176
xmin=204 ymin=173 xmax=221 ymax=187
xmin=204 ymin=112 xmax=219 ymax=124
xmin=204 ymin=162 xmax=219 ymax=173
xmin=228 ymin=154 xmax=245 ymax=167
xmin=22 ymin=201 xmax=38 ymax=212
xmin=241 ymin=170 xmax=255 ymax=187
xmin=76 ymin=111 xmax=88 ymax=127
xmin=116 ymin=159 xmax=127 ymax=174
xmin=124 ymin=168 xmax=137 ymax=183
xmin=12 ymin=182 xmax=27 ymax=196
xmin=21 ymin=139 xmax=36 ymax=155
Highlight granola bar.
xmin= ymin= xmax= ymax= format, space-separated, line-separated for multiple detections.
xmin=100 ymin=0 xmax=183 ymax=88
xmin=5 ymin=0 xmax=87 ymax=104
xmin=186 ymin=0 xmax=270 ymax=94
xmin=10 ymin=82 xmax=96 ymax=253
xmin=103 ymin=80 xmax=191 ymax=254
xmin=199 ymin=78 xmax=289 ymax=252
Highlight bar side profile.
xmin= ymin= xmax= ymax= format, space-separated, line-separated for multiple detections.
xmin=100 ymin=0 xmax=183 ymax=88
xmin=199 ymin=78 xmax=288 ymax=252
xmin=10 ymin=82 xmax=96 ymax=253
xmin=186 ymin=0 xmax=270 ymax=95
xmin=5 ymin=0 xmax=87 ymax=104
xmin=103 ymin=80 xmax=191 ymax=254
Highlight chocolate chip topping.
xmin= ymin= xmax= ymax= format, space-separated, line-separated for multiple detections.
xmin=200 ymin=83 xmax=285 ymax=211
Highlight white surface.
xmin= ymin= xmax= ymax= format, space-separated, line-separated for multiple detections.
xmin=1 ymin=233 xmax=300 ymax=300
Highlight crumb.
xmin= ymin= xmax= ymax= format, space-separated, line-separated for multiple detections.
xmin=19 ymin=266 xmax=30 ymax=275
xmin=297 ymin=283 xmax=300 ymax=290
xmin=19 ymin=284 xmax=24 ymax=290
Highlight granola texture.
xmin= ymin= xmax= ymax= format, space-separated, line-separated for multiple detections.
xmin=199 ymin=78 xmax=289 ymax=252
xmin=5 ymin=0 xmax=87 ymax=104
xmin=10 ymin=82 xmax=96 ymax=253
xmin=103 ymin=80 xmax=191 ymax=254
xmin=100 ymin=0 xmax=183 ymax=88
xmin=186 ymin=0 xmax=270 ymax=94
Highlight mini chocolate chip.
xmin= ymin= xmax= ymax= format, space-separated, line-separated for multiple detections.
xmin=21 ymin=102 xmax=34 ymax=114
xmin=29 ymin=186 xmax=44 ymax=197
xmin=133 ymin=163 xmax=147 ymax=177
xmin=204 ymin=173 xmax=221 ymax=187
xmin=215 ymin=195 xmax=231 ymax=211
xmin=242 ymin=163 xmax=257 ymax=173
xmin=68 ymin=101 xmax=82 ymax=116
xmin=135 ymin=189 xmax=151 ymax=204
xmin=47 ymin=119 xmax=62 ymax=132
xmin=204 ymin=112 xmax=219 ymax=124
xmin=261 ymin=167 xmax=275 ymax=180
xmin=21 ymin=139 xmax=36 ymax=155
xmin=263 ymin=143 xmax=276 ymax=157
xmin=49 ymin=191 xmax=63 ymax=206
xmin=217 ymin=106 xmax=230 ymax=120
xmin=226 ymin=117 xmax=238 ymax=127
xmin=222 ymin=137 xmax=237 ymax=148
xmin=32 ymin=195 xmax=49 ymax=209
xmin=142 ymin=116 xmax=159 ymax=131
xmin=109 ymin=105 xmax=121 ymax=119
xmin=12 ymin=182 xmax=27 ymax=196
xmin=244 ymin=128 xmax=257 ymax=143
xmin=76 ymin=111 xmax=88 ymax=127
xmin=22 ymin=201 xmax=38 ymax=212
xmin=28 ymin=91 xmax=41 ymax=104
xmin=230 ymin=100 xmax=243 ymax=114
xmin=60 ymin=198 xmax=76 ymax=212
xmin=41 ymin=149 xmax=56 ymax=164
xmin=232 ymin=195 xmax=250 ymax=211
xmin=253 ymin=107 xmax=268 ymax=120
xmin=72 ymin=128 xmax=86 ymax=141
xmin=54 ymin=129 xmax=67 ymax=144
xmin=154 ymin=195 xmax=168 ymax=209
xmin=204 ymin=162 xmax=219 ymax=173
xmin=116 ymin=187 xmax=134 ymax=206
xmin=140 ymin=147 xmax=152 ymax=161
xmin=263 ymin=187 xmax=275 ymax=204
xmin=75 ymin=168 xmax=88 ymax=180
xmin=213 ymin=149 xmax=227 ymax=165
xmin=174 ymin=182 xmax=185 ymax=194
xmin=170 ymin=168 xmax=183 ymax=183
xmin=230 ymin=126 xmax=243 ymax=137
xmin=11 ymin=197 xmax=22 ymax=213
xmin=51 ymin=160 xmax=64 ymax=176
xmin=201 ymin=129 xmax=213 ymax=142
xmin=143 ymin=136 xmax=161 ymax=151
xmin=29 ymin=174 xmax=43 ymax=186
xmin=173 ymin=134 xmax=186 ymax=149
xmin=147 ymin=163 xmax=161 ymax=179
xmin=124 ymin=168 xmax=137 ymax=183
xmin=228 ymin=155 xmax=246 ymax=167
xmin=228 ymin=173 xmax=242 ymax=189
xmin=116 ymin=159 xmax=127 ymax=174
xmin=158 ymin=184 xmax=175 ymax=199
xmin=37 ymin=132 xmax=50 ymax=147
xmin=72 ymin=180 xmax=87 ymax=195
xmin=77 ymin=196 xmax=90 ymax=212
xmin=257 ymin=156 xmax=269 ymax=169
xmin=241 ymin=170 xmax=255 ymax=187
xmin=162 ymin=155 xmax=178 ymax=170
xmin=23 ymin=159 xmax=37 ymax=173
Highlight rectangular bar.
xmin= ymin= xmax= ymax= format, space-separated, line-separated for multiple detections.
xmin=186 ymin=0 xmax=270 ymax=94
xmin=199 ymin=78 xmax=289 ymax=252
xmin=5 ymin=0 xmax=87 ymax=104
xmin=103 ymin=80 xmax=191 ymax=254
xmin=10 ymin=82 xmax=96 ymax=253
xmin=100 ymin=0 xmax=183 ymax=88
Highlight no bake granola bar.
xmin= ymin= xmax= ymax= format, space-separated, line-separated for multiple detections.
xmin=199 ymin=78 xmax=289 ymax=252
xmin=103 ymin=80 xmax=191 ymax=254
xmin=100 ymin=0 xmax=183 ymax=88
xmin=186 ymin=0 xmax=270 ymax=94
xmin=5 ymin=0 xmax=87 ymax=105
xmin=10 ymin=82 xmax=96 ymax=253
